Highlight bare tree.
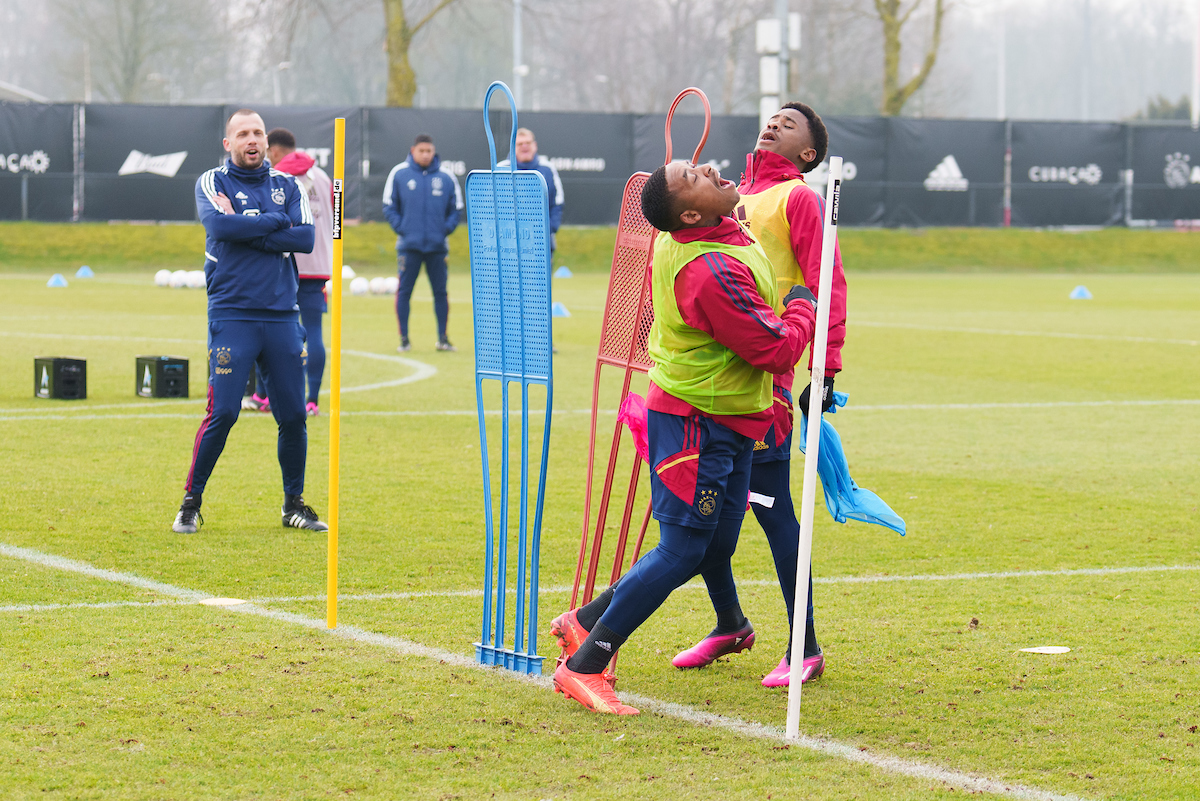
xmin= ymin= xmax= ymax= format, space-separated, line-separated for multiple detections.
xmin=871 ymin=0 xmax=947 ymax=115
xmin=52 ymin=0 xmax=218 ymax=102
xmin=384 ymin=0 xmax=462 ymax=105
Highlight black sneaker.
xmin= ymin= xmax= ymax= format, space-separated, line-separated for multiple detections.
xmin=282 ymin=496 xmax=329 ymax=531
xmin=435 ymin=338 xmax=457 ymax=352
xmin=397 ymin=336 xmax=412 ymax=353
xmin=173 ymin=496 xmax=203 ymax=534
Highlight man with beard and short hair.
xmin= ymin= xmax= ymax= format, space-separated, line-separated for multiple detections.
xmin=173 ymin=109 xmax=327 ymax=535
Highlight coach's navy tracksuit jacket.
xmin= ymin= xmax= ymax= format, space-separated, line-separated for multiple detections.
xmin=184 ymin=159 xmax=315 ymax=498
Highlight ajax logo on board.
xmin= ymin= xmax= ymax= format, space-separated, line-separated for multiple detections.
xmin=1163 ymin=152 xmax=1200 ymax=188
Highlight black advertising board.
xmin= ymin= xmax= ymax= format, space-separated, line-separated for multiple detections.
xmin=509 ymin=110 xmax=634 ymax=226
xmin=82 ymin=104 xmax=225 ymax=221
xmin=884 ymin=118 xmax=1006 ymax=226
xmin=1129 ymin=124 xmax=1200 ymax=222
xmin=362 ymin=107 xmax=482 ymax=224
xmin=633 ymin=112 xmax=759 ymax=183
xmin=0 ymin=102 xmax=75 ymax=220
xmin=226 ymin=105 xmax=364 ymax=219
xmin=814 ymin=115 xmax=887 ymax=225
xmin=1010 ymin=121 xmax=1124 ymax=226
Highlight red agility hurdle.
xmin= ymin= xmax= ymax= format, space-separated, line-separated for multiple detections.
xmin=564 ymin=88 xmax=712 ymax=672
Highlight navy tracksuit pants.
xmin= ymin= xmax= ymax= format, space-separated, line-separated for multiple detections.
xmin=186 ymin=319 xmax=307 ymax=497
xmin=395 ymin=248 xmax=449 ymax=340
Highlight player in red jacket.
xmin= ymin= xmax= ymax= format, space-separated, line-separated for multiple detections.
xmin=672 ymin=102 xmax=848 ymax=688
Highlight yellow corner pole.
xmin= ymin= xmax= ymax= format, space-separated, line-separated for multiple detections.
xmin=327 ymin=117 xmax=345 ymax=629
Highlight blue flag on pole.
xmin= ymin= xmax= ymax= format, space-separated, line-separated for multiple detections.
xmin=798 ymin=392 xmax=906 ymax=536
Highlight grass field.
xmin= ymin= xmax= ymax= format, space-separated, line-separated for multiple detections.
xmin=2 ymin=232 xmax=1199 ymax=799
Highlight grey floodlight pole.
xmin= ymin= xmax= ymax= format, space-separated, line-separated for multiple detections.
xmin=513 ymin=0 xmax=524 ymax=109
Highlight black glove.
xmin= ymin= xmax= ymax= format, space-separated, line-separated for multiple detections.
xmin=783 ymin=284 xmax=817 ymax=311
xmin=798 ymin=375 xmax=835 ymax=416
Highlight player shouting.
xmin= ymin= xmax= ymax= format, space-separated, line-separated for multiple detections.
xmin=675 ymin=102 xmax=847 ymax=687
xmin=548 ymin=160 xmax=818 ymax=715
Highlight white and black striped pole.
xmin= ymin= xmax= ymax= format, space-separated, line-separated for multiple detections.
xmin=786 ymin=156 xmax=842 ymax=739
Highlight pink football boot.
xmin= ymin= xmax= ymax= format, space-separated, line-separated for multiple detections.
xmin=671 ymin=620 xmax=755 ymax=668
xmin=762 ymin=652 xmax=825 ymax=687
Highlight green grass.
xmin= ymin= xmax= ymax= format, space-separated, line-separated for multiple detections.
xmin=3 ymin=222 xmax=1200 ymax=274
xmin=2 ymin=265 xmax=1200 ymax=799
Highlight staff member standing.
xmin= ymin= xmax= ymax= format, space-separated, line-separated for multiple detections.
xmin=173 ymin=108 xmax=327 ymax=535
xmin=268 ymin=127 xmax=333 ymax=416
xmin=497 ymin=127 xmax=564 ymax=254
xmin=382 ymin=134 xmax=463 ymax=353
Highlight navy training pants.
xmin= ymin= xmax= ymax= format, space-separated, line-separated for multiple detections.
xmin=395 ymin=248 xmax=449 ymax=340
xmin=186 ymin=319 xmax=307 ymax=496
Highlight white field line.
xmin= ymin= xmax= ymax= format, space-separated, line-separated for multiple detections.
xmin=241 ymin=563 xmax=1200 ymax=605
xmin=6 ymin=398 xmax=1200 ymax=424
xmin=855 ymin=320 xmax=1200 ymax=347
xmin=0 ymin=541 xmax=1086 ymax=801
xmin=0 ymin=330 xmax=205 ymax=344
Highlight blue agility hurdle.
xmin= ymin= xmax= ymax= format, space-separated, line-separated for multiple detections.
xmin=468 ymin=81 xmax=554 ymax=675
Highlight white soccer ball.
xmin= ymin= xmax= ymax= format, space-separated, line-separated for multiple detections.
xmin=385 ymin=276 xmax=399 ymax=294
xmin=342 ymin=264 xmax=357 ymax=279
xmin=154 ymin=269 xmax=171 ymax=287
xmin=324 ymin=280 xmax=333 ymax=295
xmin=350 ymin=276 xmax=369 ymax=295
xmin=169 ymin=269 xmax=188 ymax=288
xmin=369 ymin=276 xmax=386 ymax=295
xmin=187 ymin=270 xmax=206 ymax=289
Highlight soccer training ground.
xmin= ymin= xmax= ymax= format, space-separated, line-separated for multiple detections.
xmin=1 ymin=230 xmax=1198 ymax=800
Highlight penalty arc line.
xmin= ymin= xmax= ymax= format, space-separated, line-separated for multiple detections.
xmin=0 ymin=541 xmax=1093 ymax=801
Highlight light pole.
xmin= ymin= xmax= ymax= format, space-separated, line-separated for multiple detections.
xmin=273 ymin=61 xmax=292 ymax=106
xmin=513 ymin=0 xmax=525 ymax=109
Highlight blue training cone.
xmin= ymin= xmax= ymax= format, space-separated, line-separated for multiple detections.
xmin=1069 ymin=285 xmax=1092 ymax=299
xmin=551 ymin=302 xmax=571 ymax=317
xmin=553 ymin=265 xmax=573 ymax=278
xmin=47 ymin=274 xmax=68 ymax=288
xmin=76 ymin=265 xmax=94 ymax=278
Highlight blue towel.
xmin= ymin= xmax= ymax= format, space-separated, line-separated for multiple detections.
xmin=798 ymin=391 xmax=906 ymax=536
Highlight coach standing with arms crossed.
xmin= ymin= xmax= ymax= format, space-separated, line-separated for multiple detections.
xmin=382 ymin=134 xmax=463 ymax=353
xmin=172 ymin=108 xmax=327 ymax=535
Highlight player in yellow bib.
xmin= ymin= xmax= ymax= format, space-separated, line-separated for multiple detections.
xmin=548 ymin=159 xmax=819 ymax=715
xmin=674 ymin=102 xmax=849 ymax=688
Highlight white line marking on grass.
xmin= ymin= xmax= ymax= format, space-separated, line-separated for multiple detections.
xmin=247 ymin=564 xmax=1200 ymax=605
xmin=0 ymin=599 xmax=190 ymax=613
xmin=845 ymin=399 xmax=1200 ymax=411
xmin=0 ymin=330 xmax=205 ymax=345
xmin=856 ymin=320 xmax=1200 ymax=347
xmin=0 ymin=540 xmax=1089 ymax=801
xmin=331 ymin=350 xmax=437 ymax=394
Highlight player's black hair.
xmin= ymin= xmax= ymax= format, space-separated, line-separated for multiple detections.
xmin=267 ymin=128 xmax=296 ymax=150
xmin=640 ymin=165 xmax=682 ymax=233
xmin=413 ymin=133 xmax=434 ymax=146
xmin=781 ymin=102 xmax=828 ymax=173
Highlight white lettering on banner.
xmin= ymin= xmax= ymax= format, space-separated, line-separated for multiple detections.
xmin=118 ymin=150 xmax=188 ymax=178
xmin=1027 ymin=164 xmax=1103 ymax=185
xmin=547 ymin=156 xmax=606 ymax=172
xmin=297 ymin=147 xmax=332 ymax=168
xmin=446 ymin=160 xmax=466 ymax=176
xmin=2 ymin=150 xmax=50 ymax=174
xmin=1162 ymin=152 xmax=1200 ymax=188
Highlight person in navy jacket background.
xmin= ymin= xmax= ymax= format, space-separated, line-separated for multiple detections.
xmin=382 ymin=133 xmax=463 ymax=353
xmin=497 ymin=127 xmax=564 ymax=254
xmin=173 ymin=108 xmax=326 ymax=535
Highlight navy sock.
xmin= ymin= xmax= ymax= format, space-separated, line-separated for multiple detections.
xmin=566 ymin=622 xmax=626 ymax=674
xmin=575 ymin=585 xmax=615 ymax=631
xmin=710 ymin=601 xmax=747 ymax=637
xmin=784 ymin=619 xmax=822 ymax=663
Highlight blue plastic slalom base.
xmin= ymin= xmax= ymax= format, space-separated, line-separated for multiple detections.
xmin=475 ymin=642 xmax=545 ymax=675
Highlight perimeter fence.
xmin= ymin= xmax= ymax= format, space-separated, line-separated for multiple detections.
xmin=3 ymin=102 xmax=1199 ymax=227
